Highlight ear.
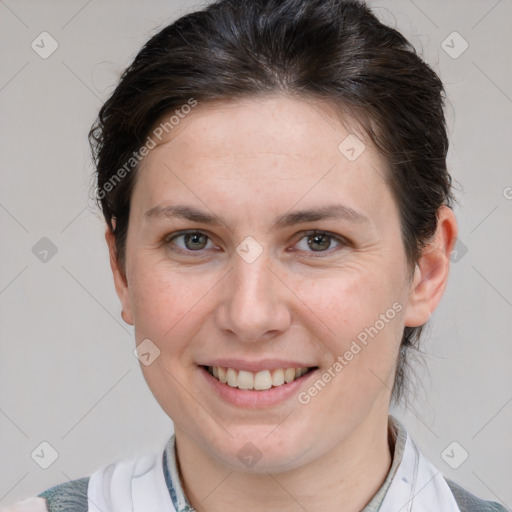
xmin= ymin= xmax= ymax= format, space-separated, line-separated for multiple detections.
xmin=105 ymin=222 xmax=134 ymax=325
xmin=403 ymin=205 xmax=458 ymax=327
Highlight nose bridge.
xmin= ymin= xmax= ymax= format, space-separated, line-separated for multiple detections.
xmin=218 ymin=244 xmax=289 ymax=342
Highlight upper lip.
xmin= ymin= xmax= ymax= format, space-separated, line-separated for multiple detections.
xmin=199 ymin=359 xmax=317 ymax=372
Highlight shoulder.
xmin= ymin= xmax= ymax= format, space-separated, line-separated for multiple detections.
xmin=0 ymin=476 xmax=89 ymax=512
xmin=446 ymin=478 xmax=510 ymax=512
xmin=37 ymin=477 xmax=89 ymax=512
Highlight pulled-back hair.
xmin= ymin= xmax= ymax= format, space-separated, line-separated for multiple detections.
xmin=89 ymin=0 xmax=455 ymax=403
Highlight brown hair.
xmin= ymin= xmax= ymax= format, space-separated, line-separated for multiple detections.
xmin=89 ymin=0 xmax=455 ymax=403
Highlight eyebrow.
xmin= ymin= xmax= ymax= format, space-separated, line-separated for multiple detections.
xmin=144 ymin=203 xmax=369 ymax=229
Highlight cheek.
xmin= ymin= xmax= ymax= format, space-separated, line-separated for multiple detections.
xmin=296 ymin=264 xmax=399 ymax=337
xmin=295 ymin=265 xmax=404 ymax=383
xmin=127 ymin=260 xmax=212 ymax=350
xmin=127 ymin=263 xmax=213 ymax=411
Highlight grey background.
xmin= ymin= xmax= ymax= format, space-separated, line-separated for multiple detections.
xmin=1 ymin=0 xmax=511 ymax=508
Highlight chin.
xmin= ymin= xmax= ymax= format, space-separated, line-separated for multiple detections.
xmin=203 ymin=423 xmax=315 ymax=473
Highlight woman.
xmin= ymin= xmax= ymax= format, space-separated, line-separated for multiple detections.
xmin=4 ymin=0 xmax=507 ymax=511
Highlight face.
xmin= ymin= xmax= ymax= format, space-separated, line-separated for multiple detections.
xmin=108 ymin=94 xmax=442 ymax=473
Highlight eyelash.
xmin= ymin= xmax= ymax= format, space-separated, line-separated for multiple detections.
xmin=163 ymin=229 xmax=348 ymax=258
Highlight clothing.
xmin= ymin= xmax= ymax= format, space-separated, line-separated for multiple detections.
xmin=2 ymin=416 xmax=507 ymax=512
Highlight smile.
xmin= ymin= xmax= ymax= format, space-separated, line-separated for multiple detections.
xmin=204 ymin=365 xmax=317 ymax=391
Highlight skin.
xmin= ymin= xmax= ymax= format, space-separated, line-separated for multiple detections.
xmin=106 ymin=94 xmax=457 ymax=512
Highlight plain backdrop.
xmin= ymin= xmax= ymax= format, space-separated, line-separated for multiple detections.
xmin=1 ymin=0 xmax=511 ymax=508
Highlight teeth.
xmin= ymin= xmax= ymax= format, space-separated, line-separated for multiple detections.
xmin=254 ymin=370 xmax=272 ymax=390
xmin=237 ymin=370 xmax=254 ymax=390
xmin=207 ymin=366 xmax=312 ymax=390
xmin=218 ymin=367 xmax=227 ymax=383
xmin=284 ymin=368 xmax=296 ymax=383
xmin=272 ymin=368 xmax=285 ymax=386
xmin=226 ymin=368 xmax=238 ymax=387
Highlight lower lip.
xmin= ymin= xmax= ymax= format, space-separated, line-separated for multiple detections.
xmin=199 ymin=366 xmax=319 ymax=408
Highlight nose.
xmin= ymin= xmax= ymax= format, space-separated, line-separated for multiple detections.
xmin=216 ymin=248 xmax=291 ymax=343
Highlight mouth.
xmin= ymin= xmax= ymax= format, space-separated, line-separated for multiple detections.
xmin=201 ymin=365 xmax=319 ymax=391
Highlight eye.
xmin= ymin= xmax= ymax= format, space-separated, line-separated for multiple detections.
xmin=163 ymin=229 xmax=348 ymax=258
xmin=293 ymin=230 xmax=346 ymax=256
xmin=165 ymin=231 xmax=217 ymax=255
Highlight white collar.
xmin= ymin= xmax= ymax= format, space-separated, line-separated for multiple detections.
xmin=380 ymin=429 xmax=460 ymax=512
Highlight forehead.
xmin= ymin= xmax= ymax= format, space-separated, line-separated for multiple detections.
xmin=132 ymin=95 xmax=391 ymax=223
xmin=148 ymin=96 xmax=369 ymax=168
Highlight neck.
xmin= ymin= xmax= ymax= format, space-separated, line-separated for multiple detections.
xmin=174 ymin=412 xmax=393 ymax=512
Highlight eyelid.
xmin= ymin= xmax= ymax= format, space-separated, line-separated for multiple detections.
xmin=164 ymin=229 xmax=349 ymax=256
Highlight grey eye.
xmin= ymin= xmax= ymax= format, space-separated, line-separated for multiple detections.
xmin=167 ymin=232 xmax=214 ymax=252
xmin=295 ymin=231 xmax=342 ymax=253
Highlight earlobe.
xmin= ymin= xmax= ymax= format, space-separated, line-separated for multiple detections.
xmin=105 ymin=224 xmax=134 ymax=326
xmin=403 ymin=206 xmax=458 ymax=328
